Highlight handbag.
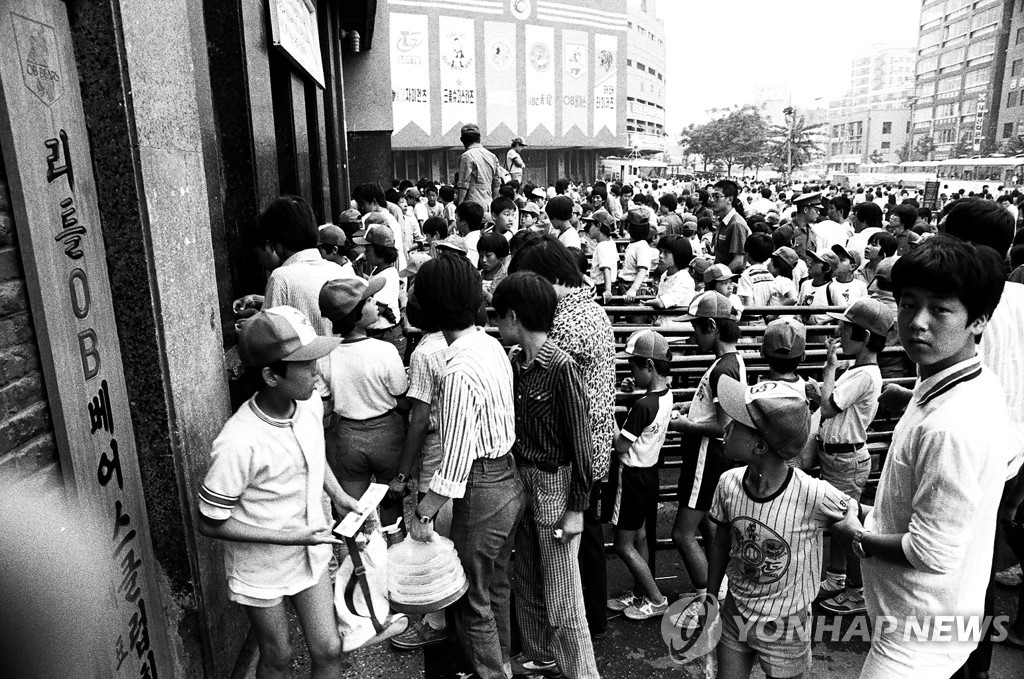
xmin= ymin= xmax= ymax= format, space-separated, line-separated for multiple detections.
xmin=334 ymin=529 xmax=408 ymax=651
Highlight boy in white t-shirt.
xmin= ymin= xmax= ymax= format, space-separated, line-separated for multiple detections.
xmin=585 ymin=212 xmax=619 ymax=302
xmin=828 ymin=244 xmax=869 ymax=306
xmin=607 ymin=331 xmax=675 ymax=621
xmin=798 ymin=249 xmax=839 ymax=326
xmin=320 ymin=277 xmax=409 ymax=528
xmin=815 ymin=299 xmax=891 ymax=616
xmin=198 ymin=307 xmax=360 ymax=676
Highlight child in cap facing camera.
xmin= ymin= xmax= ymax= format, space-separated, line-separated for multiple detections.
xmin=815 ymin=298 xmax=892 ymax=616
xmin=707 ymin=377 xmax=853 ymax=679
xmin=198 ymin=306 xmax=361 ymax=678
xmin=320 ymin=278 xmax=409 ymax=529
xmin=607 ymin=330 xmax=674 ymax=621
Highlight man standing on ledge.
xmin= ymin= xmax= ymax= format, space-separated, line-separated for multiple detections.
xmin=456 ymin=123 xmax=501 ymax=212
xmin=507 ymin=136 xmax=527 ymax=184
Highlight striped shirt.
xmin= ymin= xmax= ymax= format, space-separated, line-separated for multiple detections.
xmin=980 ymin=281 xmax=1024 ymax=477
xmin=406 ymin=331 xmax=447 ymax=433
xmin=711 ymin=467 xmax=847 ymax=621
xmin=510 ymin=340 xmax=594 ymax=512
xmin=430 ymin=328 xmax=516 ymax=498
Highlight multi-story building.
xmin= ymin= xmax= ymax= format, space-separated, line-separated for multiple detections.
xmin=996 ymin=5 xmax=1024 ymax=147
xmin=388 ymin=0 xmax=630 ymax=186
xmin=910 ymin=0 xmax=1016 ymax=160
xmin=624 ymin=0 xmax=667 ymax=154
xmin=827 ymin=45 xmax=915 ymax=172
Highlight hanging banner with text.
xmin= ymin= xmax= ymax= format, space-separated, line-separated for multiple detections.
xmin=525 ymin=24 xmax=555 ymax=136
xmin=483 ymin=21 xmax=518 ymax=136
xmin=593 ymin=33 xmax=617 ymax=136
xmin=390 ymin=13 xmax=431 ymax=136
xmin=561 ymin=29 xmax=589 ymax=137
xmin=438 ymin=15 xmax=477 ymax=135
xmin=0 ymin=1 xmax=171 ymax=677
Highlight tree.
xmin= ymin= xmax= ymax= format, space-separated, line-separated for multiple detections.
xmin=998 ymin=135 xmax=1024 ymax=155
xmin=914 ymin=135 xmax=935 ymax=161
xmin=895 ymin=140 xmax=912 ymax=163
xmin=678 ymin=105 xmax=768 ymax=176
xmin=869 ymin=149 xmax=885 ymax=164
xmin=764 ymin=109 xmax=825 ymax=176
xmin=950 ymin=132 xmax=973 ymax=159
xmin=678 ymin=122 xmax=721 ymax=172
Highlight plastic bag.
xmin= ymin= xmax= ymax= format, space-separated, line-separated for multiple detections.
xmin=334 ymin=529 xmax=408 ymax=651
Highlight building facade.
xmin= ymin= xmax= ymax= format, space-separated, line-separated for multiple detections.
xmin=996 ymin=3 xmax=1024 ymax=146
xmin=827 ymin=46 xmax=915 ymax=172
xmin=911 ymin=0 xmax=1016 ymax=160
xmin=0 ymin=0 xmax=391 ymax=676
xmin=625 ymin=0 xmax=666 ymax=155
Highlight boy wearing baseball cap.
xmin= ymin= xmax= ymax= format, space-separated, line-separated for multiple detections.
xmin=707 ymin=376 xmax=852 ymax=679
xmin=815 ymin=298 xmax=892 ymax=616
xmin=668 ymin=291 xmax=746 ymax=607
xmin=198 ymin=306 xmax=360 ymax=675
xmin=606 ymin=330 xmax=674 ymax=621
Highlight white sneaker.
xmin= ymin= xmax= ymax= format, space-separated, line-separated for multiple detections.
xmin=607 ymin=590 xmax=639 ymax=611
xmin=624 ymin=595 xmax=669 ymax=620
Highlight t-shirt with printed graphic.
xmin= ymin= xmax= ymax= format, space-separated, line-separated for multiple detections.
xmin=687 ymin=353 xmax=746 ymax=458
xmin=711 ymin=467 xmax=848 ymax=621
xmin=819 ymin=364 xmax=882 ymax=446
xmin=828 ymin=279 xmax=868 ymax=306
xmin=619 ymin=389 xmax=673 ymax=468
xmin=798 ymin=280 xmax=834 ymax=325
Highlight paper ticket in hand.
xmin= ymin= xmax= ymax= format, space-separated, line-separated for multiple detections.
xmin=333 ymin=483 xmax=388 ymax=538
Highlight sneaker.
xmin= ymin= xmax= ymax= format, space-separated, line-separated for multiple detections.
xmin=511 ymin=655 xmax=561 ymax=677
xmin=623 ymin=595 xmax=669 ymax=620
xmin=819 ymin=590 xmax=867 ymax=615
xmin=816 ymin=574 xmax=846 ymax=602
xmin=390 ymin=618 xmax=447 ymax=650
xmin=666 ymin=601 xmax=700 ymax=633
xmin=995 ymin=563 xmax=1022 ymax=587
xmin=607 ymin=590 xmax=639 ymax=612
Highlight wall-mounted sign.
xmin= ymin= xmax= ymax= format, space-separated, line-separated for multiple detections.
xmin=268 ymin=0 xmax=325 ymax=88
xmin=0 ymin=1 xmax=171 ymax=676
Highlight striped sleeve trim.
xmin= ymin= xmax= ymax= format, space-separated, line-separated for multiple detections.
xmin=199 ymin=484 xmax=240 ymax=510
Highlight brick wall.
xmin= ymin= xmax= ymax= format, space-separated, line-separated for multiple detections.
xmin=0 ymin=155 xmax=60 ymax=486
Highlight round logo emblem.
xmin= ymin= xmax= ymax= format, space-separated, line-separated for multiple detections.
xmin=491 ymin=41 xmax=512 ymax=70
xmin=661 ymin=594 xmax=722 ymax=664
xmin=510 ymin=0 xmax=532 ymax=20
xmin=530 ymin=42 xmax=550 ymax=72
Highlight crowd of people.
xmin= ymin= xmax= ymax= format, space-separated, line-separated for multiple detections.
xmin=195 ymin=123 xmax=1024 ymax=679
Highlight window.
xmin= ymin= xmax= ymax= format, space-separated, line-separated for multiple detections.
xmin=636 ymin=62 xmax=646 ymax=71
xmin=647 ymin=66 xmax=655 ymax=75
xmin=971 ymin=6 xmax=1000 ymax=32
xmin=626 ymin=59 xmax=632 ymax=66
xmin=1014 ymin=59 xmax=1024 ymax=78
xmin=882 ymin=121 xmax=892 ymax=134
xmin=919 ymin=29 xmax=942 ymax=51
xmin=945 ymin=18 xmax=970 ymax=40
xmin=937 ymin=74 xmax=960 ymax=94
xmin=1009 ymin=90 xmax=1020 ymax=108
xmin=916 ymin=81 xmax=935 ymax=99
xmin=967 ymin=37 xmax=997 ymax=62
xmin=1017 ymin=26 xmax=1024 ymax=45
xmin=939 ymin=47 xmax=965 ymax=69
xmin=881 ymin=141 xmax=891 ymax=150
xmin=1005 ymin=123 xmax=1015 ymax=139
xmin=906 ymin=121 xmax=912 ymax=133
xmin=964 ymin=69 xmax=989 ymax=89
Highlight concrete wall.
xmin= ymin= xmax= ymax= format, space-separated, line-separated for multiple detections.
xmin=0 ymin=155 xmax=59 ymax=487
xmin=344 ymin=2 xmax=394 ymax=188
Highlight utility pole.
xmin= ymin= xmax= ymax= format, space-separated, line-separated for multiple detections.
xmin=784 ymin=105 xmax=795 ymax=183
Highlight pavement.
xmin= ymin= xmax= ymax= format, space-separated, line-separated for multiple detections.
xmin=245 ymin=500 xmax=1024 ymax=679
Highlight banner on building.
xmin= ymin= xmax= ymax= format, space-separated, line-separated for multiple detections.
xmin=561 ymin=29 xmax=588 ymax=136
xmin=593 ymin=33 xmax=617 ymax=136
xmin=484 ymin=21 xmax=518 ymax=136
xmin=390 ymin=13 xmax=431 ymax=136
xmin=438 ymin=15 xmax=478 ymax=135
xmin=525 ymin=24 xmax=555 ymax=135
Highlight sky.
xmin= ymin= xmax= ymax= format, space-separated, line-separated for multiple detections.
xmin=658 ymin=0 xmax=922 ymax=132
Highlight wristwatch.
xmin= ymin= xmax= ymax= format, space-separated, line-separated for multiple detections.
xmin=415 ymin=509 xmax=433 ymax=525
xmin=852 ymin=529 xmax=872 ymax=559
xmin=395 ymin=473 xmax=407 ymax=484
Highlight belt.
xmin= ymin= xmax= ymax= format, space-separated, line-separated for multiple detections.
xmin=336 ymin=409 xmax=397 ymax=423
xmin=819 ymin=441 xmax=865 ymax=455
xmin=514 ymin=456 xmax=567 ymax=473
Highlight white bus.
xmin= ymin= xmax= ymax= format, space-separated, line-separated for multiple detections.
xmin=597 ymin=157 xmax=667 ymax=185
xmin=935 ymin=156 xmax=1024 ymax=196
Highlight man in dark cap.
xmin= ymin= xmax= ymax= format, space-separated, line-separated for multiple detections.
xmin=456 ymin=123 xmax=501 ymax=211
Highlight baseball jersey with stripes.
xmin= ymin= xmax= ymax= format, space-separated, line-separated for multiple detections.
xmin=430 ymin=328 xmax=516 ymax=499
xmin=620 ymin=389 xmax=673 ymax=468
xmin=711 ymin=467 xmax=848 ymax=621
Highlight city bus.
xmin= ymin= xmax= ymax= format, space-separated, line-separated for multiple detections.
xmin=597 ymin=157 xmax=668 ymax=185
xmin=935 ymin=156 xmax=1024 ymax=196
